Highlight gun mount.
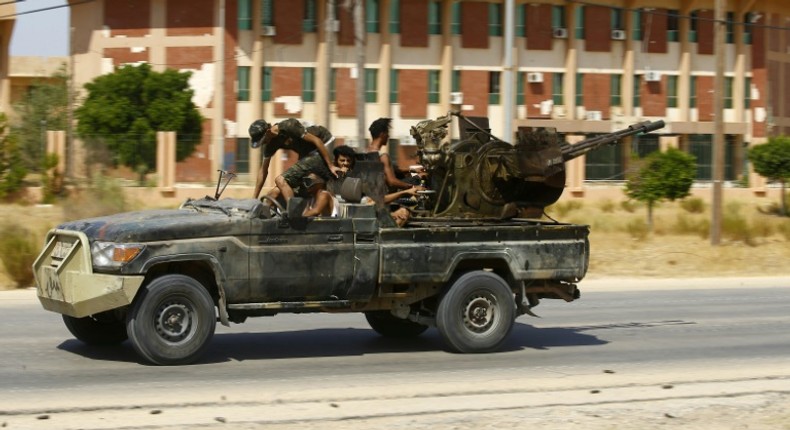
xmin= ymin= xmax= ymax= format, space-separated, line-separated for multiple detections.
xmin=410 ymin=112 xmax=665 ymax=218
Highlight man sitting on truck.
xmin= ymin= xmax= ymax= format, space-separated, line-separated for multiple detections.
xmin=249 ymin=118 xmax=342 ymax=201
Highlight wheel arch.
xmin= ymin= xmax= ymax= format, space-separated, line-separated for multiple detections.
xmin=445 ymin=255 xmax=519 ymax=294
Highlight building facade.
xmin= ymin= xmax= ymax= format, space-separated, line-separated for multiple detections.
xmin=68 ymin=0 xmax=790 ymax=191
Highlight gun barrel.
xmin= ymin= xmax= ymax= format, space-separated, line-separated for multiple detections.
xmin=562 ymin=120 xmax=665 ymax=161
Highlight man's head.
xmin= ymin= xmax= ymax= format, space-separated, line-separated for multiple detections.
xmin=333 ymin=145 xmax=357 ymax=172
xmin=248 ymin=119 xmax=271 ymax=148
xmin=369 ymin=117 xmax=392 ymax=140
xmin=302 ymin=173 xmax=326 ymax=192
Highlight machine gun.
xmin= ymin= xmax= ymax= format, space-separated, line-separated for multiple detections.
xmin=410 ymin=112 xmax=665 ymax=218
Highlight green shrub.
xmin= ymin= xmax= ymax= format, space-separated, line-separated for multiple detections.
xmin=673 ymin=214 xmax=710 ymax=238
xmin=62 ymin=175 xmax=128 ymax=220
xmin=0 ymin=224 xmax=39 ymax=288
xmin=680 ymin=197 xmax=706 ymax=214
xmin=722 ymin=203 xmax=754 ymax=246
xmin=548 ymin=200 xmax=583 ymax=218
xmin=620 ymin=200 xmax=639 ymax=213
xmin=626 ymin=218 xmax=649 ymax=240
xmin=779 ymin=220 xmax=790 ymax=241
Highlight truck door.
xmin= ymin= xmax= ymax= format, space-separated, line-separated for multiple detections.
xmin=249 ymin=217 xmax=356 ymax=301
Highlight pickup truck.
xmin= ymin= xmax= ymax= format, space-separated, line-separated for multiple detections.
xmin=33 ymin=193 xmax=589 ymax=365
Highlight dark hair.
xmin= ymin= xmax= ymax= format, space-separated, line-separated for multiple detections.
xmin=368 ymin=117 xmax=392 ymax=139
xmin=333 ymin=145 xmax=357 ymax=168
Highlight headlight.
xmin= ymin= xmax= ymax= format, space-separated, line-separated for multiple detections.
xmin=91 ymin=241 xmax=145 ymax=269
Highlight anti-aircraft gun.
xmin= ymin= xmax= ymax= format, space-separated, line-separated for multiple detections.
xmin=409 ymin=111 xmax=665 ymax=218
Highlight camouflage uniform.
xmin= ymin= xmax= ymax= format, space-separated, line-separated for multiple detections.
xmin=263 ymin=119 xmax=334 ymax=195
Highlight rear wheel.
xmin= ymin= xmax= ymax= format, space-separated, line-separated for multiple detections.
xmin=63 ymin=313 xmax=128 ymax=345
xmin=436 ymin=271 xmax=515 ymax=353
xmin=364 ymin=311 xmax=428 ymax=338
xmin=126 ymin=274 xmax=216 ymax=365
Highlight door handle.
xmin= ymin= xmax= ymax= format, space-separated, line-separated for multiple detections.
xmin=327 ymin=234 xmax=344 ymax=243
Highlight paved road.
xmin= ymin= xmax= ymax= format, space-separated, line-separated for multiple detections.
xmin=1 ymin=277 xmax=789 ymax=429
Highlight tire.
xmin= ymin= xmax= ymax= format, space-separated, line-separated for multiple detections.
xmin=63 ymin=313 xmax=128 ymax=345
xmin=436 ymin=271 xmax=516 ymax=353
xmin=364 ymin=311 xmax=429 ymax=338
xmin=126 ymin=274 xmax=216 ymax=365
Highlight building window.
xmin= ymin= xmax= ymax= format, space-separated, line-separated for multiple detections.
xmin=574 ymin=5 xmax=584 ymax=39
xmin=428 ymin=70 xmax=441 ymax=104
xmin=632 ymin=134 xmax=659 ymax=158
xmin=744 ymin=76 xmax=751 ymax=108
xmin=237 ymin=66 xmax=250 ymax=101
xmin=611 ymin=7 xmax=624 ymax=30
xmin=667 ymin=9 xmax=679 ymax=42
xmin=552 ymin=72 xmax=564 ymax=105
xmin=516 ymin=5 xmax=527 ymax=37
xmin=689 ymin=135 xmax=737 ymax=180
xmin=239 ymin=0 xmax=252 ymax=30
xmin=724 ymin=76 xmax=734 ymax=109
xmin=632 ymin=9 xmax=642 ymax=40
xmin=366 ymin=0 xmax=379 ymax=33
xmin=575 ymin=73 xmax=583 ymax=106
xmin=744 ymin=12 xmax=755 ymax=44
xmin=390 ymin=69 xmax=399 ymax=103
xmin=302 ymin=68 xmax=315 ymax=102
xmin=689 ymin=76 xmax=697 ymax=108
xmin=585 ymin=139 xmax=624 ymax=180
xmin=236 ymin=138 xmax=250 ymax=174
xmin=261 ymin=67 xmax=272 ymax=101
xmin=489 ymin=71 xmax=501 ymax=105
xmin=552 ymin=5 xmax=566 ymax=30
xmin=303 ymin=0 xmax=317 ymax=32
xmin=633 ymin=74 xmax=641 ymax=108
xmin=428 ymin=0 xmax=442 ymax=35
xmin=610 ymin=74 xmax=622 ymax=106
xmin=489 ymin=3 xmax=503 ymax=36
xmin=451 ymin=2 xmax=461 ymax=35
xmin=667 ymin=75 xmax=678 ymax=108
xmin=517 ymin=71 xmax=525 ymax=105
xmin=389 ymin=0 xmax=399 ymax=33
xmin=726 ymin=11 xmax=734 ymax=43
xmin=365 ymin=69 xmax=378 ymax=103
xmin=689 ymin=10 xmax=698 ymax=42
xmin=451 ymin=70 xmax=461 ymax=92
xmin=262 ymin=0 xmax=274 ymax=26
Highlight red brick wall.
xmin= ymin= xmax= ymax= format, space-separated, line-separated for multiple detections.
xmin=461 ymin=70 xmax=488 ymax=117
xmin=641 ymin=77 xmax=666 ymax=117
xmin=166 ymin=0 xmax=213 ymax=37
xmin=273 ymin=0 xmax=303 ymax=45
xmin=584 ymin=5 xmax=610 ymax=52
xmin=768 ymin=61 xmax=780 ymax=120
xmin=751 ymin=13 xmax=766 ymax=138
xmin=643 ymin=8 xmax=668 ymax=54
xmin=399 ymin=69 xmax=429 ymax=118
xmin=461 ymin=2 xmax=488 ymax=49
xmin=784 ymin=63 xmax=790 ymax=120
xmin=697 ymin=10 xmax=714 ymax=55
xmin=400 ymin=0 xmax=428 ymax=47
xmin=272 ymin=67 xmax=303 ymax=117
xmin=526 ymin=4 xmax=552 ymax=50
xmin=165 ymin=46 xmax=213 ymax=70
xmin=526 ymin=73 xmax=551 ymax=119
xmin=105 ymin=0 xmax=150 ymax=37
xmin=581 ymin=74 xmax=610 ymax=118
xmin=696 ymin=76 xmax=714 ymax=121
xmin=104 ymin=48 xmax=150 ymax=67
xmin=336 ymin=68 xmax=357 ymax=117
xmin=337 ymin=4 xmax=354 ymax=46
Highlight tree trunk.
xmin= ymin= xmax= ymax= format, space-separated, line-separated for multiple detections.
xmin=647 ymin=201 xmax=654 ymax=231
xmin=782 ymin=180 xmax=787 ymax=217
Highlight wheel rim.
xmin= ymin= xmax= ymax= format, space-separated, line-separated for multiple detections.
xmin=154 ymin=298 xmax=195 ymax=344
xmin=463 ymin=293 xmax=497 ymax=333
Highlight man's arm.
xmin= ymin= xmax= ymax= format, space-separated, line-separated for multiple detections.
xmin=305 ymin=133 xmax=341 ymax=177
xmin=254 ymin=157 xmax=272 ymax=199
xmin=302 ymin=191 xmax=333 ymax=217
xmin=380 ymin=153 xmax=423 ymax=190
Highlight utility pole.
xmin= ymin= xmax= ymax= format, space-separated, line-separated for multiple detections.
xmin=711 ymin=0 xmax=725 ymax=245
xmin=502 ymin=0 xmax=514 ymax=142
xmin=324 ymin=0 xmax=336 ymax=133
xmin=217 ymin=0 xmax=226 ymax=178
xmin=66 ymin=25 xmax=74 ymax=179
xmin=353 ymin=0 xmax=366 ymax=149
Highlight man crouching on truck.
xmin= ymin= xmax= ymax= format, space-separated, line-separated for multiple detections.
xmin=249 ymin=118 xmax=342 ymax=201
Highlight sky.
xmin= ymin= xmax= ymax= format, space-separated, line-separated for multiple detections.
xmin=9 ymin=0 xmax=69 ymax=57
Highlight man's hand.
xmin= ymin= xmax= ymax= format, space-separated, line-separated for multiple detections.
xmin=329 ymin=165 xmax=342 ymax=178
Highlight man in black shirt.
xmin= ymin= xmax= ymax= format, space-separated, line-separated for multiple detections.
xmin=249 ymin=118 xmax=341 ymax=200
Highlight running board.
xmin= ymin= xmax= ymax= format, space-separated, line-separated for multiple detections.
xmin=227 ymin=300 xmax=352 ymax=311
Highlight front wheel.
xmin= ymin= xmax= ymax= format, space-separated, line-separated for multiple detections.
xmin=126 ymin=274 xmax=216 ymax=365
xmin=63 ymin=313 xmax=128 ymax=345
xmin=365 ymin=311 xmax=428 ymax=338
xmin=436 ymin=271 xmax=515 ymax=353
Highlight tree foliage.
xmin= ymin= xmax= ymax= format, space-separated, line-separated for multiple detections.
xmin=11 ymin=64 xmax=69 ymax=171
xmin=625 ymin=148 xmax=696 ymax=228
xmin=75 ymin=63 xmax=203 ymax=173
xmin=749 ymin=136 xmax=790 ymax=216
xmin=0 ymin=113 xmax=28 ymax=198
